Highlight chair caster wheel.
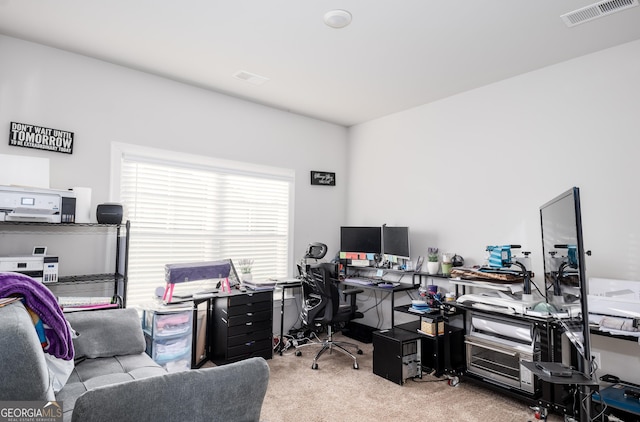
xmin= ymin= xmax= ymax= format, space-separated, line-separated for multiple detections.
xmin=357 ymin=350 xmax=363 ymax=355
xmin=311 ymin=362 xmax=318 ymax=370
xmin=295 ymin=351 xmax=302 ymax=357
xmin=353 ymin=363 xmax=359 ymax=370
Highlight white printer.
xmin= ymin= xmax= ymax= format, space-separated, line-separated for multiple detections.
xmin=0 ymin=255 xmax=59 ymax=283
xmin=0 ymin=185 xmax=76 ymax=223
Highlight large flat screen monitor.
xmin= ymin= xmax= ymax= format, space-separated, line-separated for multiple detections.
xmin=540 ymin=187 xmax=586 ymax=302
xmin=340 ymin=226 xmax=382 ymax=254
xmin=539 ymin=186 xmax=591 ymax=376
xmin=382 ymin=226 xmax=410 ymax=260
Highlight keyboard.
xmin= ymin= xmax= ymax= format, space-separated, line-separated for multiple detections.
xmin=376 ymin=282 xmax=400 ymax=288
xmin=58 ymin=296 xmax=113 ymax=306
xmin=345 ymin=277 xmax=374 ymax=286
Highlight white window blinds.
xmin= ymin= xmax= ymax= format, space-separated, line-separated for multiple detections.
xmin=119 ymin=151 xmax=293 ymax=308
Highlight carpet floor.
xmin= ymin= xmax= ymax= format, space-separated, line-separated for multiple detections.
xmin=259 ymin=334 xmax=564 ymax=422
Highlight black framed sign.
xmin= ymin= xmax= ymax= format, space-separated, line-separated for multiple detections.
xmin=9 ymin=122 xmax=74 ymax=154
xmin=310 ymin=171 xmax=336 ymax=186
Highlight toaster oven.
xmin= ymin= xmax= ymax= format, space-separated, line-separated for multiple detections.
xmin=465 ymin=312 xmax=540 ymax=394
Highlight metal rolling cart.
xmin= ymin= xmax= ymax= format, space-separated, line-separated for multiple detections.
xmin=393 ymin=303 xmax=466 ymax=385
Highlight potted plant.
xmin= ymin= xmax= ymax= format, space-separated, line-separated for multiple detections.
xmin=237 ymin=258 xmax=254 ymax=281
xmin=426 ymin=247 xmax=440 ymax=275
xmin=441 ymin=252 xmax=455 ymax=275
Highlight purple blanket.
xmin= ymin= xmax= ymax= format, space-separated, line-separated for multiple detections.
xmin=0 ymin=272 xmax=74 ymax=360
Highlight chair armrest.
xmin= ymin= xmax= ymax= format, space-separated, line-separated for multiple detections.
xmin=71 ymin=357 xmax=269 ymax=422
xmin=342 ymin=288 xmax=363 ymax=296
xmin=342 ymin=288 xmax=363 ymax=299
xmin=342 ymin=288 xmax=363 ymax=310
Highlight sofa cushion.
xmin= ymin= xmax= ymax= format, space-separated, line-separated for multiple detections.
xmin=65 ymin=308 xmax=146 ymax=359
xmin=0 ymin=301 xmax=55 ymax=401
xmin=57 ymin=353 xmax=166 ymax=421
xmin=66 ymin=354 xmax=165 ymax=383
xmin=70 ymin=357 xmax=270 ymax=422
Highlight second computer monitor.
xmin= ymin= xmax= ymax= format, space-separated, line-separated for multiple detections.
xmin=382 ymin=226 xmax=410 ymax=260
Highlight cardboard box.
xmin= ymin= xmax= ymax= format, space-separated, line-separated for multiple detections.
xmin=420 ymin=318 xmax=444 ymax=336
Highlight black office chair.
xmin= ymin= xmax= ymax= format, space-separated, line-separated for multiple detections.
xmin=296 ymin=262 xmax=364 ymax=369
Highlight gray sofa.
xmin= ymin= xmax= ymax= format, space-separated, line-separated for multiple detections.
xmin=0 ymin=301 xmax=269 ymax=422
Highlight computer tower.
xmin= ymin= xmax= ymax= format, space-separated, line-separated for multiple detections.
xmin=372 ymin=329 xmax=422 ymax=385
xmin=342 ymin=320 xmax=377 ymax=343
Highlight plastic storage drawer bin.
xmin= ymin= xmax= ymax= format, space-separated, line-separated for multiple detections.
xmin=160 ymin=355 xmax=191 ymax=373
xmin=142 ymin=308 xmax=192 ymax=338
xmin=145 ymin=333 xmax=192 ymax=369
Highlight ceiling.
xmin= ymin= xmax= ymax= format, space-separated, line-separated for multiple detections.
xmin=1 ymin=1 xmax=640 ymax=127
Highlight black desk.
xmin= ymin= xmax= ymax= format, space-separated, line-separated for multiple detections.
xmin=195 ymin=281 xmax=302 ymax=359
xmin=164 ymin=288 xmax=276 ymax=367
xmin=270 ymin=280 xmax=303 ymax=356
xmin=341 ymin=280 xmax=417 ymax=328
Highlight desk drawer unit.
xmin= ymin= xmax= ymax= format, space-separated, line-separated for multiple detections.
xmin=212 ymin=290 xmax=273 ymax=364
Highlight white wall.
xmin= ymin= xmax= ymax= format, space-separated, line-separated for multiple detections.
xmin=347 ymin=39 xmax=640 ymax=383
xmin=0 ymin=35 xmax=349 ymax=275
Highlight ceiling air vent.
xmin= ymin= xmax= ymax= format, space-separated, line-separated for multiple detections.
xmin=233 ymin=70 xmax=270 ymax=86
xmin=561 ymin=0 xmax=639 ymax=27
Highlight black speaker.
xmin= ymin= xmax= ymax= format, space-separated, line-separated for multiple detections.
xmin=96 ymin=203 xmax=123 ymax=224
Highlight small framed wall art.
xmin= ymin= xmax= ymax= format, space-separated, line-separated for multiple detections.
xmin=310 ymin=171 xmax=336 ymax=186
xmin=9 ymin=121 xmax=74 ymax=154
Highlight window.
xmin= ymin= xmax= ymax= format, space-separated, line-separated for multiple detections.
xmin=112 ymin=143 xmax=294 ymax=308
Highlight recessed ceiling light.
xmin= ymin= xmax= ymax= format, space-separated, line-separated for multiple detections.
xmin=324 ymin=9 xmax=352 ymax=29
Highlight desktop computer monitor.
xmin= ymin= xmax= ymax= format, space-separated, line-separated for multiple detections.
xmin=340 ymin=226 xmax=382 ymax=254
xmin=382 ymin=226 xmax=410 ymax=260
